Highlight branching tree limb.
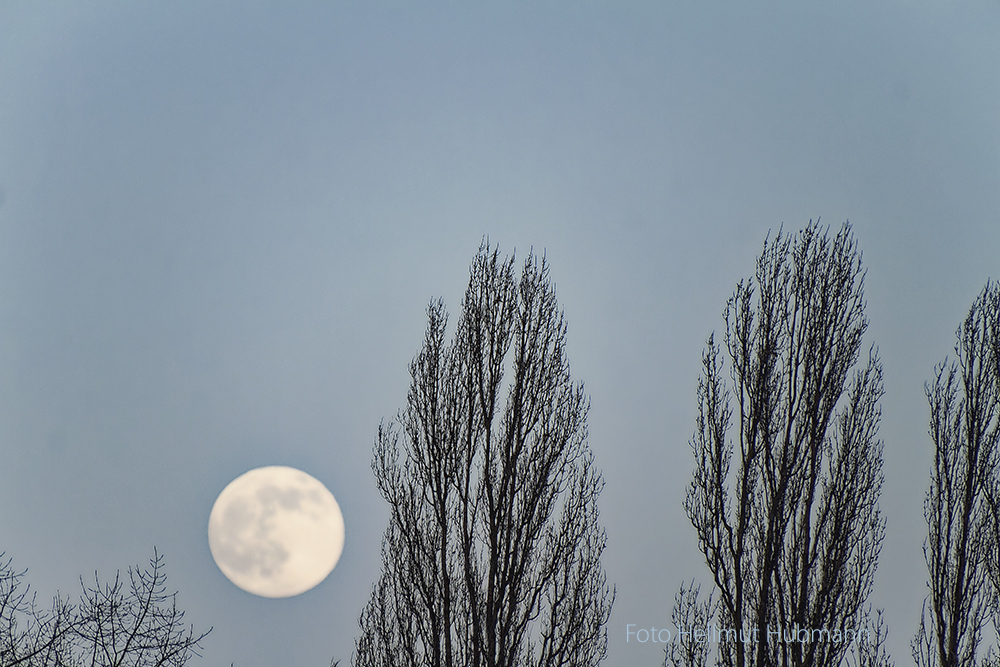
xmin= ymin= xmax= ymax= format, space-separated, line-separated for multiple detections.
xmin=0 ymin=554 xmax=76 ymax=667
xmin=0 ymin=549 xmax=210 ymax=667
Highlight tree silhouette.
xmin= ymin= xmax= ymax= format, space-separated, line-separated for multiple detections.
xmin=0 ymin=548 xmax=210 ymax=667
xmin=1 ymin=554 xmax=76 ymax=666
xmin=354 ymin=244 xmax=613 ymax=667
xmin=912 ymin=282 xmax=1000 ymax=667
xmin=670 ymin=221 xmax=890 ymax=667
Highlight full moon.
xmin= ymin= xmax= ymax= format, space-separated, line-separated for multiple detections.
xmin=208 ymin=466 xmax=345 ymax=598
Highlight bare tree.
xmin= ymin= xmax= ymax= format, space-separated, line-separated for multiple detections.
xmin=71 ymin=549 xmax=210 ymax=667
xmin=671 ymin=221 xmax=889 ymax=667
xmin=665 ymin=582 xmax=717 ymax=667
xmin=0 ymin=549 xmax=210 ymax=667
xmin=912 ymin=282 xmax=1000 ymax=667
xmin=1 ymin=554 xmax=76 ymax=667
xmin=353 ymin=244 xmax=613 ymax=667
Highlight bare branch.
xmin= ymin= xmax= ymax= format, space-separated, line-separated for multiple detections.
xmin=0 ymin=549 xmax=211 ymax=667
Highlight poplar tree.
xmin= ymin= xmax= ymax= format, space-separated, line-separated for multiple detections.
xmin=670 ymin=222 xmax=890 ymax=667
xmin=913 ymin=282 xmax=1000 ymax=667
xmin=355 ymin=244 xmax=613 ymax=667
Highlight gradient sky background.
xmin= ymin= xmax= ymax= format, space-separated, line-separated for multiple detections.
xmin=2 ymin=3 xmax=1000 ymax=666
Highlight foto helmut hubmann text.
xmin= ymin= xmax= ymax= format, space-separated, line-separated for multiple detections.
xmin=626 ymin=624 xmax=871 ymax=645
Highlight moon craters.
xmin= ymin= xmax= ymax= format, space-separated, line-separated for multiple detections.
xmin=208 ymin=466 xmax=345 ymax=598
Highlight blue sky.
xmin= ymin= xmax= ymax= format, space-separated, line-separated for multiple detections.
xmin=2 ymin=2 xmax=999 ymax=665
